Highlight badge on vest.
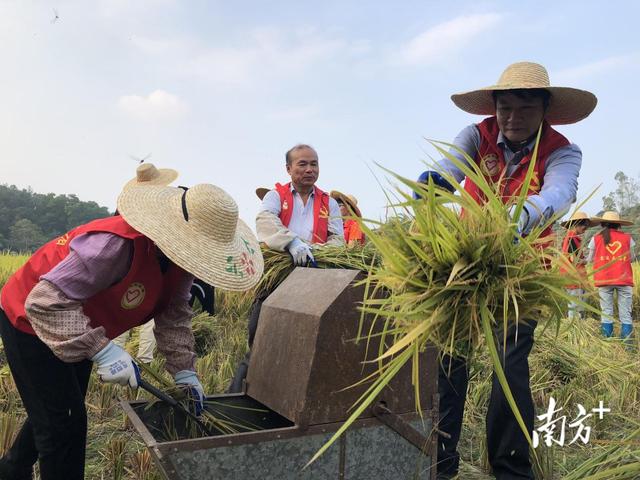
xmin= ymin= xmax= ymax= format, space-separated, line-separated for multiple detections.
xmin=121 ymin=282 xmax=146 ymax=310
xmin=606 ymin=241 xmax=622 ymax=255
xmin=480 ymin=154 xmax=500 ymax=177
xmin=283 ymin=200 xmax=289 ymax=211
xmin=56 ymin=234 xmax=70 ymax=246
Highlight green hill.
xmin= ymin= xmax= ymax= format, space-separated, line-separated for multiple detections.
xmin=0 ymin=184 xmax=111 ymax=252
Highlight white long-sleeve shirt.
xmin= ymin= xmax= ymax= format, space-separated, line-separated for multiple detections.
xmin=435 ymin=123 xmax=582 ymax=232
xmin=256 ymin=185 xmax=344 ymax=251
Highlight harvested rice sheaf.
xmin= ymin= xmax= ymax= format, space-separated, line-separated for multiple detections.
xmin=258 ymin=243 xmax=379 ymax=294
xmin=309 ymin=134 xmax=590 ymax=465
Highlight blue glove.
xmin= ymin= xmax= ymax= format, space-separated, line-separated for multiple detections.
xmin=91 ymin=342 xmax=140 ymax=388
xmin=414 ymin=171 xmax=454 ymax=199
xmin=174 ymin=370 xmax=205 ymax=416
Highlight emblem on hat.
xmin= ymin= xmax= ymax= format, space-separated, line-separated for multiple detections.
xmin=121 ymin=282 xmax=146 ymax=310
xmin=480 ymin=154 xmax=500 ymax=177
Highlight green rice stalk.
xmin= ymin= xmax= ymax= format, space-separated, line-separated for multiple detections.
xmin=309 ymin=127 xmax=591 ymax=467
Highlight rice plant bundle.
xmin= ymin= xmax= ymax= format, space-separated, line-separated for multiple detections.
xmin=309 ymin=135 xmax=590 ymax=464
xmin=135 ymin=362 xmax=261 ymax=438
xmin=258 ymin=243 xmax=379 ymax=294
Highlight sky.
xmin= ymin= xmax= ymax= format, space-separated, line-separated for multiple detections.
xmin=2 ymin=0 xmax=640 ymax=229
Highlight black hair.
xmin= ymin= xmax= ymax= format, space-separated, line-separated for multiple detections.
xmin=600 ymin=222 xmax=620 ymax=244
xmin=492 ymin=88 xmax=551 ymax=110
xmin=567 ymin=219 xmax=590 ymax=229
xmin=285 ymin=144 xmax=316 ymax=166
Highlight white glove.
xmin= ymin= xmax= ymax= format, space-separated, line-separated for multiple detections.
xmin=509 ymin=204 xmax=531 ymax=236
xmin=175 ymin=370 xmax=205 ymax=416
xmin=286 ymin=238 xmax=315 ymax=266
xmin=91 ymin=342 xmax=139 ymax=388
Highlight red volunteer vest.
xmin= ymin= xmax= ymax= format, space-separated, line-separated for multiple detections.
xmin=344 ymin=219 xmax=365 ymax=246
xmin=560 ymin=230 xmax=586 ymax=289
xmin=275 ymin=182 xmax=330 ymax=244
xmin=592 ymin=230 xmax=634 ymax=287
xmin=463 ymin=117 xmax=570 ymax=241
xmin=1 ymin=216 xmax=187 ymax=338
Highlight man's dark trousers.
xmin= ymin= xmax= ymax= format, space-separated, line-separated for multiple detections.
xmin=437 ymin=321 xmax=537 ymax=480
xmin=227 ymin=289 xmax=269 ymax=393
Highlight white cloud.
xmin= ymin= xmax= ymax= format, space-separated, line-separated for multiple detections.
xmin=552 ymin=53 xmax=640 ymax=84
xmin=128 ymin=26 xmax=369 ymax=89
xmin=395 ymin=13 xmax=505 ymax=66
xmin=117 ymin=89 xmax=188 ymax=121
xmin=182 ymin=27 xmax=348 ymax=86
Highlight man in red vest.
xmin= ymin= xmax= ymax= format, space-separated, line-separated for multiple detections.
xmin=416 ymin=62 xmax=597 ymax=480
xmin=227 ymin=144 xmax=344 ymax=392
xmin=560 ymin=211 xmax=594 ymax=320
xmin=256 ymin=144 xmax=344 ymax=259
xmin=0 ymin=183 xmax=263 ymax=480
xmin=587 ymin=211 xmax=635 ymax=339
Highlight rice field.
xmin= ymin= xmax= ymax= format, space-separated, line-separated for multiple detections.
xmin=1 ymin=252 xmax=639 ymax=479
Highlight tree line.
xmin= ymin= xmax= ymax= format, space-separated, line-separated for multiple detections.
xmin=2 ymin=171 xmax=640 ymax=253
xmin=0 ymin=184 xmax=111 ymax=252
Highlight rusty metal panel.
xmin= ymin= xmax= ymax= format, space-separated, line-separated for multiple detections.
xmin=247 ymin=267 xmax=438 ymax=426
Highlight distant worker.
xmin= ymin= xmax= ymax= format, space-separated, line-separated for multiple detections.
xmin=560 ymin=211 xmax=594 ymax=320
xmin=587 ymin=211 xmax=635 ymax=339
xmin=228 ymin=144 xmax=344 ymax=392
xmin=331 ymin=191 xmax=365 ymax=246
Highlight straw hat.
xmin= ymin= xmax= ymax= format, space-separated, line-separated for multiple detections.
xmin=255 ymin=187 xmax=271 ymax=201
xmin=451 ymin=62 xmax=597 ymax=125
xmin=117 ymin=184 xmax=264 ymax=291
xmin=124 ymin=163 xmax=178 ymax=189
xmin=560 ymin=211 xmax=596 ymax=228
xmin=591 ymin=211 xmax=633 ymax=226
xmin=330 ymin=191 xmax=362 ymax=218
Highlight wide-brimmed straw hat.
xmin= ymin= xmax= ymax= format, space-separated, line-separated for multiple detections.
xmin=560 ymin=211 xmax=597 ymax=228
xmin=330 ymin=190 xmax=362 ymax=218
xmin=255 ymin=187 xmax=271 ymax=201
xmin=451 ymin=62 xmax=597 ymax=125
xmin=117 ymin=183 xmax=264 ymax=291
xmin=591 ymin=211 xmax=633 ymax=226
xmin=124 ymin=163 xmax=179 ymax=189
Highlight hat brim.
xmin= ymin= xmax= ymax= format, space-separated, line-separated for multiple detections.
xmin=451 ymin=86 xmax=597 ymax=125
xmin=330 ymin=190 xmax=361 ymax=218
xmin=124 ymin=168 xmax=179 ymax=190
xmin=255 ymin=188 xmax=270 ymax=201
xmin=590 ymin=216 xmax=634 ymax=226
xmin=117 ymin=185 xmax=263 ymax=291
xmin=560 ymin=218 xmax=597 ymax=228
